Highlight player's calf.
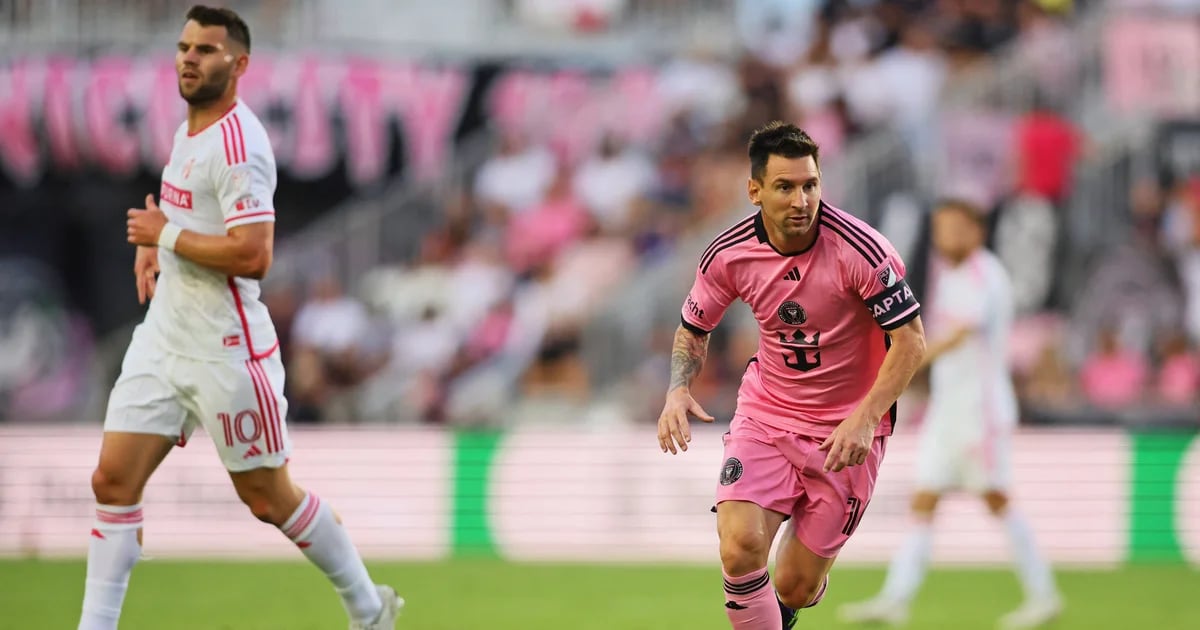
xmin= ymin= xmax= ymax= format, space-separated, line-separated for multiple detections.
xmin=233 ymin=468 xmax=390 ymax=627
xmin=776 ymin=572 xmax=828 ymax=610
xmin=230 ymin=466 xmax=306 ymax=525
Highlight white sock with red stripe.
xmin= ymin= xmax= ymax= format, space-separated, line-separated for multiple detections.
xmin=1003 ymin=509 xmax=1058 ymax=601
xmin=879 ymin=520 xmax=932 ymax=604
xmin=281 ymin=492 xmax=382 ymax=624
xmin=78 ymin=504 xmax=143 ymax=630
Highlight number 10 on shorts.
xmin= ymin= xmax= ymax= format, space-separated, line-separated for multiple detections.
xmin=218 ymin=410 xmax=263 ymax=447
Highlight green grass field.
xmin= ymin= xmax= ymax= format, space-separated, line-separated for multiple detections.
xmin=1 ymin=559 xmax=1196 ymax=629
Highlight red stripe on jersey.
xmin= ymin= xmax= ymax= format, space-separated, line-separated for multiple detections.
xmin=255 ymin=340 xmax=279 ymax=360
xmin=231 ymin=113 xmax=247 ymax=164
xmin=188 ymin=100 xmax=238 ymax=137
xmin=225 ymin=210 xmax=274 ymax=224
xmin=245 ymin=359 xmax=276 ymax=453
xmin=227 ymin=277 xmax=258 ymax=357
xmin=221 ymin=120 xmax=234 ymax=165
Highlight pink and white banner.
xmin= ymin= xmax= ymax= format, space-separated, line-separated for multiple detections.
xmin=0 ymin=425 xmax=1131 ymax=564
xmin=1105 ymin=17 xmax=1200 ymax=116
xmin=0 ymin=427 xmax=452 ymax=559
xmin=488 ymin=427 xmax=1129 ymax=566
xmin=0 ymin=55 xmax=670 ymax=189
xmin=0 ymin=55 xmax=471 ymax=187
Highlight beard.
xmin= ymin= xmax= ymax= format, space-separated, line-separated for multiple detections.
xmin=178 ymin=70 xmax=229 ymax=106
xmin=779 ymin=217 xmax=815 ymax=238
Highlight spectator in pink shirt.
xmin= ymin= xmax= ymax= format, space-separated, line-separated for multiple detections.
xmin=505 ymin=168 xmax=593 ymax=274
xmin=1080 ymin=327 xmax=1148 ymax=408
xmin=1156 ymin=332 xmax=1199 ymax=405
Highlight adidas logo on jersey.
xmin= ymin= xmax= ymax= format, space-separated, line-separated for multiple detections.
xmin=782 ymin=267 xmax=801 ymax=281
xmin=243 ymin=444 xmax=263 ymax=459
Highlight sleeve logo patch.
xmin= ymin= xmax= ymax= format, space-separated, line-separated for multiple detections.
xmin=234 ymin=197 xmax=262 ymax=212
xmin=230 ymin=167 xmax=251 ymax=196
xmin=877 ymin=264 xmax=898 ymax=288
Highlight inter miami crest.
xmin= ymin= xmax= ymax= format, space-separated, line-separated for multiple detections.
xmin=720 ymin=457 xmax=743 ymax=486
xmin=777 ymin=300 xmax=807 ymax=326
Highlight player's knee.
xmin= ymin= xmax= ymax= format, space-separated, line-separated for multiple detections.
xmin=719 ymin=528 xmax=771 ymax=575
xmin=777 ymin=574 xmax=825 ymax=610
xmin=90 ymin=467 xmax=139 ymax=505
xmin=984 ymin=490 xmax=1009 ymax=516
xmin=241 ymin=494 xmax=280 ymax=524
xmin=910 ymin=491 xmax=940 ymax=517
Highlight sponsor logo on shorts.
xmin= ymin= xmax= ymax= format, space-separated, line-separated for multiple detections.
xmin=223 ymin=335 xmax=241 ymax=347
xmin=777 ymin=301 xmax=807 ymax=326
xmin=720 ymin=457 xmax=743 ymax=486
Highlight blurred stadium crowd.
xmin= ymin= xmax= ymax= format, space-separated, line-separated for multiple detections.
xmin=2 ymin=0 xmax=1199 ymax=429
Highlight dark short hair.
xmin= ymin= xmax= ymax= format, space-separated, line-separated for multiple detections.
xmin=185 ymin=5 xmax=251 ymax=52
xmin=934 ymin=198 xmax=987 ymax=226
xmin=748 ymin=121 xmax=820 ymax=181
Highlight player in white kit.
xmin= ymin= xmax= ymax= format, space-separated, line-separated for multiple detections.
xmin=77 ymin=7 xmax=402 ymax=630
xmin=839 ymin=200 xmax=1061 ymax=629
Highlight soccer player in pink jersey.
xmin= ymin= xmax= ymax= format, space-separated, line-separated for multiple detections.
xmin=657 ymin=121 xmax=927 ymax=630
xmin=78 ymin=7 xmax=401 ymax=630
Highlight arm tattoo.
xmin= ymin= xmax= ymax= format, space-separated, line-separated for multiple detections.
xmin=669 ymin=326 xmax=710 ymax=391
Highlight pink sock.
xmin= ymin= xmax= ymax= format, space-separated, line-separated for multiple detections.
xmin=723 ymin=567 xmax=781 ymax=630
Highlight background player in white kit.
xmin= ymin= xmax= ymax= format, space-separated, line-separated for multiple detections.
xmin=77 ymin=6 xmax=402 ymax=630
xmin=839 ymin=200 xmax=1061 ymax=629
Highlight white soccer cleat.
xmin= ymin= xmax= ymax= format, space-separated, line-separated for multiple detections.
xmin=838 ymin=597 xmax=910 ymax=626
xmin=351 ymin=584 xmax=405 ymax=630
xmin=997 ymin=597 xmax=1062 ymax=630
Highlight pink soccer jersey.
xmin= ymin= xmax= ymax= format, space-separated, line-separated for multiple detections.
xmin=681 ymin=202 xmax=920 ymax=438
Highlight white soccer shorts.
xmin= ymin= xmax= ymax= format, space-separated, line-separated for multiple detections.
xmin=104 ymin=328 xmax=291 ymax=472
xmin=914 ymin=420 xmax=1012 ymax=493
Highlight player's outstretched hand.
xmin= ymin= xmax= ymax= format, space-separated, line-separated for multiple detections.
xmin=657 ymin=387 xmax=714 ymax=454
xmin=134 ymin=246 xmax=160 ymax=305
xmin=819 ymin=407 xmax=877 ymax=472
xmin=127 ymin=194 xmax=167 ymax=248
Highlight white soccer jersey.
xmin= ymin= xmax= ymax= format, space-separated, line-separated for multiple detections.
xmin=925 ymin=249 xmax=1018 ymax=439
xmin=142 ymin=99 xmax=279 ymax=361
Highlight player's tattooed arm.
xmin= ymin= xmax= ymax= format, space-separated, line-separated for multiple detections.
xmin=669 ymin=325 xmax=710 ymax=392
xmin=660 ymin=325 xmax=716 ymax=454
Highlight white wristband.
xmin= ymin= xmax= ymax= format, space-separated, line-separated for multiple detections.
xmin=158 ymin=223 xmax=183 ymax=251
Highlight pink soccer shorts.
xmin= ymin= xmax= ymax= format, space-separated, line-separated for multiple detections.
xmin=715 ymin=414 xmax=887 ymax=557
